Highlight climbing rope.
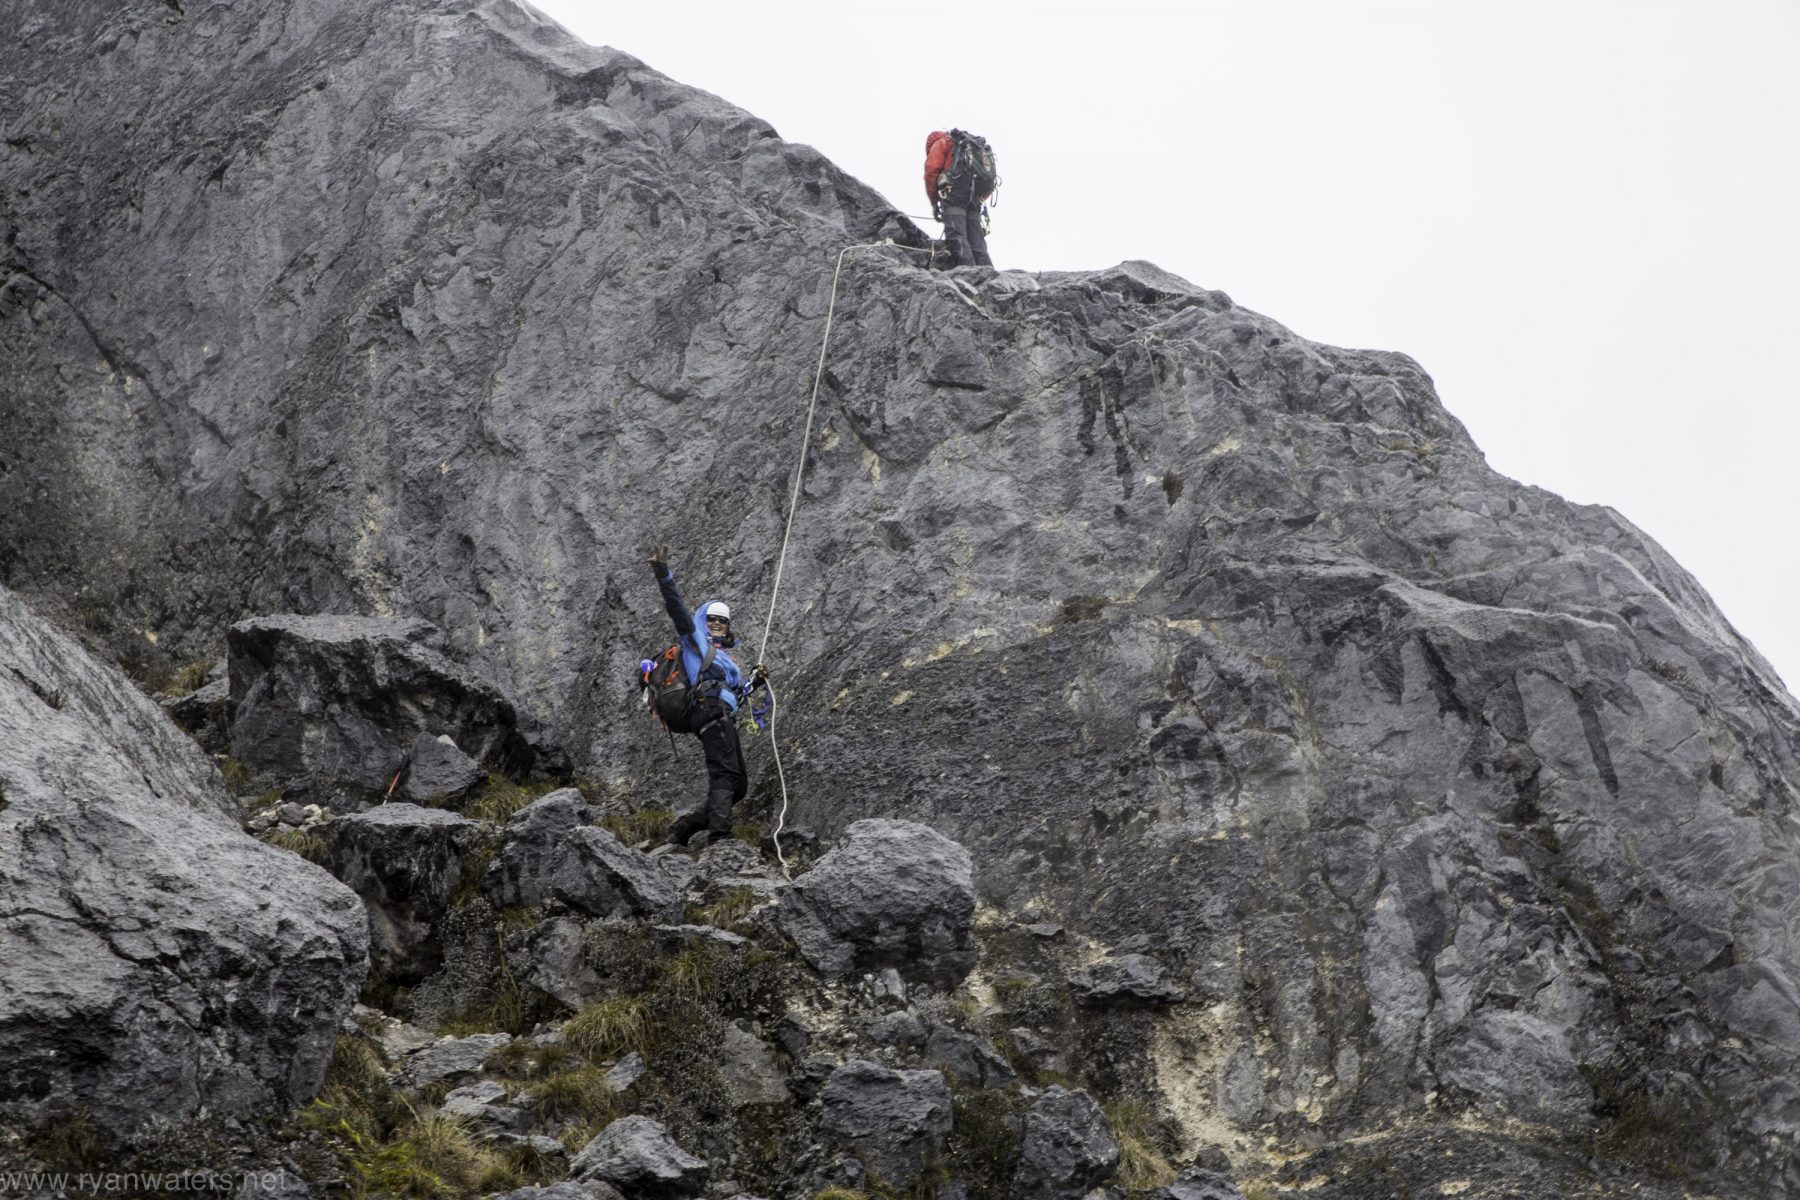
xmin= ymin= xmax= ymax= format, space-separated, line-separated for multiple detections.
xmin=757 ymin=237 xmax=932 ymax=878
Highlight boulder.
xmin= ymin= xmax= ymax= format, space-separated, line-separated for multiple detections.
xmin=484 ymin=788 xmax=595 ymax=908
xmin=819 ymin=1059 xmax=953 ymax=1190
xmin=398 ymin=1032 xmax=512 ymax=1089
xmin=777 ymin=820 xmax=976 ymax=988
xmin=1069 ymin=954 xmax=1186 ymax=1007
xmin=509 ymin=915 xmax=605 ymax=1009
xmin=439 ymin=1079 xmax=525 ymax=1129
xmin=570 ymin=1114 xmax=709 ymax=1197
xmin=0 ymin=585 xmax=367 ymax=1140
xmin=1148 ymin=1169 xmax=1247 ymax=1200
xmin=1012 ymin=1086 xmax=1121 ymax=1200
xmin=321 ymin=803 xmax=483 ymax=982
xmin=868 ymin=1010 xmax=929 ymax=1049
xmin=227 ymin=614 xmax=532 ymax=799
xmin=556 ymin=828 xmax=686 ymax=921
xmin=924 ymin=1025 xmax=1017 ymax=1089
xmin=484 ymin=791 xmax=682 ymax=920
xmin=489 ymin=1185 xmax=622 ymax=1200
xmin=398 ymin=732 xmax=485 ymax=807
xmin=160 ymin=673 xmax=229 ymax=753
xmin=604 ymin=1051 xmax=647 ymax=1092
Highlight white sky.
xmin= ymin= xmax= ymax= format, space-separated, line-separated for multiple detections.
xmin=527 ymin=0 xmax=1800 ymax=690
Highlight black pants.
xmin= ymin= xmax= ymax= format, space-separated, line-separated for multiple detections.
xmin=671 ymin=698 xmax=746 ymax=843
xmin=941 ymin=204 xmax=992 ymax=267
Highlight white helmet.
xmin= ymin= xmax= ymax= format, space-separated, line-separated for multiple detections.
xmin=704 ymin=601 xmax=732 ymax=621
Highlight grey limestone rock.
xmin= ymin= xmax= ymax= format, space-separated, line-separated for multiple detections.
xmin=716 ymin=1022 xmax=789 ymax=1107
xmin=0 ymin=585 xmax=368 ymax=1140
xmin=227 ymin=614 xmax=532 ymax=798
xmin=399 ymin=732 xmax=486 ymax=806
xmin=440 ymin=1078 xmax=507 ymax=1115
xmin=924 ymin=1025 xmax=1017 ymax=1089
xmin=509 ymin=915 xmax=605 ymax=1009
xmin=484 ymin=788 xmax=596 ymax=908
xmin=604 ymin=1050 xmax=646 ymax=1092
xmin=161 ymin=674 xmax=229 ymax=752
xmin=6 ymin=0 xmax=1800 ymax=1192
xmin=868 ymin=1010 xmax=929 ymax=1049
xmin=1012 ymin=1086 xmax=1121 ymax=1200
xmin=489 ymin=1185 xmax=621 ymax=1200
xmin=398 ymin=1031 xmax=512 ymax=1088
xmin=570 ymin=1114 xmax=709 ymax=1197
xmin=321 ymin=802 xmax=484 ymax=982
xmin=819 ymin=1059 xmax=954 ymax=1190
xmin=484 ymin=790 xmax=682 ymax=920
xmin=557 ymin=827 xmax=686 ymax=920
xmin=1069 ymin=953 xmax=1186 ymax=1007
xmin=1147 ymin=1169 xmax=1246 ymax=1200
xmin=778 ymin=819 xmax=977 ymax=988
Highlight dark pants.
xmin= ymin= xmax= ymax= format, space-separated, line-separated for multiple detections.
xmin=941 ymin=204 xmax=992 ymax=267
xmin=670 ymin=698 xmax=746 ymax=843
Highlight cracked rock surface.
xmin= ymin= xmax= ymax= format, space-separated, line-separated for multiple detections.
xmin=0 ymin=585 xmax=368 ymax=1137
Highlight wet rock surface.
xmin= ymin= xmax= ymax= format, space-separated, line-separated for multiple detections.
xmin=0 ymin=585 xmax=368 ymax=1139
xmin=228 ymin=614 xmax=532 ymax=801
xmin=818 ymin=1059 xmax=954 ymax=1191
xmin=1013 ymin=1085 xmax=1121 ymax=1200
xmin=2 ymin=0 xmax=1799 ymax=1193
xmin=321 ymin=802 xmax=484 ymax=982
xmin=777 ymin=818 xmax=977 ymax=988
xmin=569 ymin=1114 xmax=709 ymax=1196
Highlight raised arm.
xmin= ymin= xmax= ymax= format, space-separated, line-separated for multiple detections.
xmin=649 ymin=545 xmax=696 ymax=638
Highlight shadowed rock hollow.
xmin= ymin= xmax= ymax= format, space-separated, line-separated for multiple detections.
xmin=4 ymin=0 xmax=1800 ymax=1193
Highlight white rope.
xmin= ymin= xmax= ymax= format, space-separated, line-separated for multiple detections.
xmin=757 ymin=237 xmax=931 ymax=879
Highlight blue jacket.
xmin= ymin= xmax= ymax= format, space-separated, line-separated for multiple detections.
xmin=656 ymin=569 xmax=748 ymax=712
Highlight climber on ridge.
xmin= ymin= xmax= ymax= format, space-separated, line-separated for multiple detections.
xmin=924 ymin=128 xmax=998 ymax=268
xmin=643 ymin=545 xmax=767 ymax=847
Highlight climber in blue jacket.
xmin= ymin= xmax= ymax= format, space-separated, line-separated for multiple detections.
xmin=649 ymin=545 xmax=766 ymax=846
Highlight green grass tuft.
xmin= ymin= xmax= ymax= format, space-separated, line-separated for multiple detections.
xmin=1103 ymin=1098 xmax=1176 ymax=1190
xmin=689 ymin=885 xmax=759 ymax=930
xmin=464 ymin=773 xmax=559 ymax=825
xmin=564 ymin=995 xmax=654 ymax=1062
xmin=28 ymin=1110 xmax=109 ymax=1170
xmin=525 ymin=1066 xmax=625 ymax=1126
xmin=262 ymin=827 xmax=329 ymax=863
xmin=159 ymin=660 xmax=214 ymax=698
xmin=597 ymin=805 xmax=674 ymax=846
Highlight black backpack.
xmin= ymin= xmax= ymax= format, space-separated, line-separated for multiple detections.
xmin=948 ymin=129 xmax=998 ymax=201
xmin=639 ymin=641 xmax=714 ymax=732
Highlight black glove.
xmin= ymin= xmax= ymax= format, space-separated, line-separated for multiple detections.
xmin=649 ymin=544 xmax=670 ymax=579
xmin=751 ymin=663 xmax=768 ymax=689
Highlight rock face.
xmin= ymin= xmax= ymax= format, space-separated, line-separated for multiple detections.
xmin=5 ymin=0 xmax=1800 ymax=1193
xmin=0 ymin=585 xmax=368 ymax=1138
xmin=778 ymin=819 xmax=977 ymax=988
xmin=229 ymin=614 xmax=532 ymax=798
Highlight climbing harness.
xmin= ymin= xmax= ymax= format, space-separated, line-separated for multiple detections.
xmin=757 ymin=237 xmax=934 ymax=878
